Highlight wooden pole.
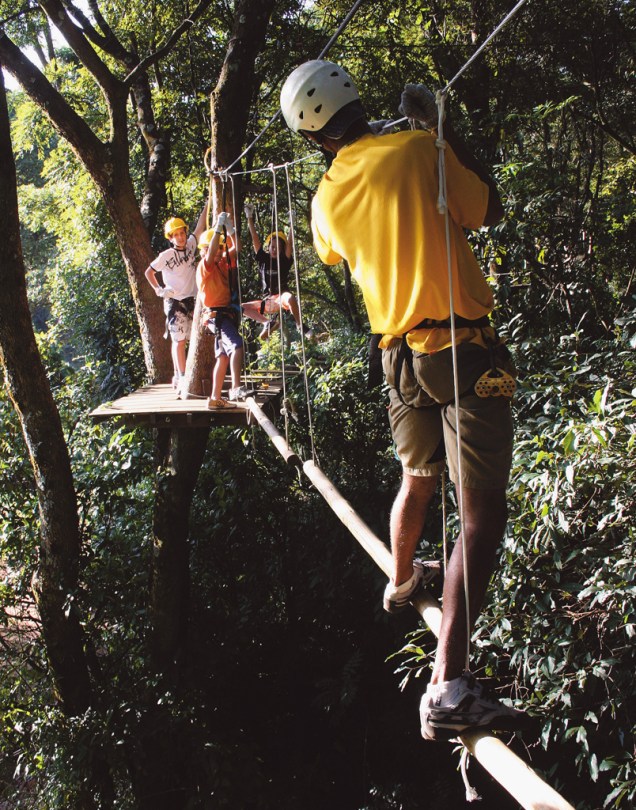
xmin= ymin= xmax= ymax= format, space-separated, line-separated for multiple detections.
xmin=461 ymin=731 xmax=575 ymax=810
xmin=247 ymin=399 xmax=575 ymax=810
xmin=244 ymin=396 xmax=300 ymax=466
xmin=302 ymin=460 xmax=393 ymax=575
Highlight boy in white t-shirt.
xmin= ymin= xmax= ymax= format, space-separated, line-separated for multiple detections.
xmin=145 ymin=203 xmax=208 ymax=395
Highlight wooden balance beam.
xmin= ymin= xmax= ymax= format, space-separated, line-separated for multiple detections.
xmin=243 ymin=397 xmax=575 ymax=810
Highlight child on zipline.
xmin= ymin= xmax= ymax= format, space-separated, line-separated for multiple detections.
xmin=145 ymin=203 xmax=208 ymax=397
xmin=196 ymin=212 xmax=253 ymax=409
xmin=241 ymin=203 xmax=313 ymax=341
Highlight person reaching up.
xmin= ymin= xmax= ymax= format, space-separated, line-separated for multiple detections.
xmin=196 ymin=213 xmax=253 ymax=409
xmin=241 ymin=204 xmax=313 ymax=341
xmin=280 ymin=60 xmax=526 ymax=742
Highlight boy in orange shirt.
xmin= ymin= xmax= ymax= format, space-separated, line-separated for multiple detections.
xmin=196 ymin=213 xmax=252 ymax=409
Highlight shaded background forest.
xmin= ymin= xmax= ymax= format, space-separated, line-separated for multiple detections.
xmin=0 ymin=0 xmax=634 ymax=808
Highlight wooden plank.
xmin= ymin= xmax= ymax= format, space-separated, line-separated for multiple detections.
xmin=89 ymin=378 xmax=285 ymax=428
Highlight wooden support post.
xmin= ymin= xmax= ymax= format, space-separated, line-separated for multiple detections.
xmin=247 ymin=399 xmax=575 ymax=810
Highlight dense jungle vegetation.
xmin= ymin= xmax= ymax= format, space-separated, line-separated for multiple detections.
xmin=0 ymin=0 xmax=634 ymax=808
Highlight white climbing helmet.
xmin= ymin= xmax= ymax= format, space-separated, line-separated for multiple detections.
xmin=280 ymin=60 xmax=361 ymax=135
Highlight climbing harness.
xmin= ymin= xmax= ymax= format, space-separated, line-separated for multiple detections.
xmin=392 ymin=315 xmax=491 ymax=408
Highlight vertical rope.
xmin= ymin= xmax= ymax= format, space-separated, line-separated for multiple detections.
xmin=435 ymin=91 xmax=471 ymax=673
xmin=269 ymin=166 xmax=290 ymax=444
xmin=284 ymin=162 xmax=318 ymax=463
xmin=228 ymin=175 xmax=250 ymax=389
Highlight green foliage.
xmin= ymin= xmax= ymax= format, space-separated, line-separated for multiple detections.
xmin=392 ymin=315 xmax=636 ymax=809
xmin=491 ymin=322 xmax=636 ymax=809
xmin=2 ymin=0 xmax=636 ymax=806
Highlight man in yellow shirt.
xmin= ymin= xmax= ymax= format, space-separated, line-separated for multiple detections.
xmin=280 ymin=61 xmax=525 ymax=741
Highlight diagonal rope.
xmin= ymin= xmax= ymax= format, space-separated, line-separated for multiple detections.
xmin=283 ymin=161 xmax=318 ymax=464
xmin=442 ymin=0 xmax=529 ymax=94
xmin=222 ymin=0 xmax=368 ymax=174
xmin=380 ymin=0 xmax=530 ymax=132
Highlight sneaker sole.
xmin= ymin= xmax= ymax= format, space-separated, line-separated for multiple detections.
xmin=422 ymin=712 xmax=530 ymax=742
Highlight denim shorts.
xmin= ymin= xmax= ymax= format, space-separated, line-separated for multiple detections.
xmin=206 ymin=312 xmax=243 ymax=358
xmin=381 ymin=338 xmax=515 ymax=488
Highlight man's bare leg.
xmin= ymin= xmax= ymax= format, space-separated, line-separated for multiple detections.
xmin=431 ymin=487 xmax=508 ymax=684
xmin=390 ymin=473 xmax=439 ymax=586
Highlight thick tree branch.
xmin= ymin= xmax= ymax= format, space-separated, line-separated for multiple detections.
xmin=59 ymin=0 xmax=112 ymax=52
xmin=39 ymin=0 xmax=121 ymax=93
xmin=0 ymin=31 xmax=108 ymax=173
xmin=124 ymin=0 xmax=214 ymax=86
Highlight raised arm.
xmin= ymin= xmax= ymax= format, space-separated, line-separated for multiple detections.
xmin=244 ymin=203 xmax=261 ymax=253
xmin=203 ymin=213 xmax=237 ymax=268
xmin=400 ymin=83 xmax=504 ymax=226
xmin=193 ymin=200 xmax=209 ymax=241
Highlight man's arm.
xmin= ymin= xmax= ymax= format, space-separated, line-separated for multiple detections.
xmin=442 ymin=123 xmax=504 ymax=226
xmin=285 ymin=225 xmax=293 ymax=259
xmin=145 ymin=262 xmax=173 ymax=297
xmin=400 ymin=83 xmax=504 ymax=226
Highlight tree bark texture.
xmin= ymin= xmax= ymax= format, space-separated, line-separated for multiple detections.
xmin=149 ymin=428 xmax=209 ymax=677
xmin=186 ymin=0 xmax=277 ymax=394
xmin=0 ymin=29 xmax=172 ymax=381
xmin=0 ymin=68 xmax=115 ymax=809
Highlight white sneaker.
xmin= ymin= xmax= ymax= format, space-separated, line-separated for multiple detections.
xmin=383 ymin=559 xmax=440 ymax=613
xmin=229 ymin=385 xmax=254 ymax=402
xmin=420 ymin=672 xmax=529 ymax=741
xmin=176 ymin=378 xmax=189 ymax=400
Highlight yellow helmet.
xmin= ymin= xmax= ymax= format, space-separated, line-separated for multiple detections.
xmin=264 ymin=231 xmax=286 ymax=250
xmin=164 ymin=217 xmax=188 ymax=239
xmin=197 ymin=228 xmax=225 ymax=250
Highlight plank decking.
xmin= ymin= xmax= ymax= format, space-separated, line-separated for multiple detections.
xmin=89 ymin=369 xmax=296 ymax=428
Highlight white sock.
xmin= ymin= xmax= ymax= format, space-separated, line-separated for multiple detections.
xmin=427 ymin=675 xmax=464 ymax=706
xmin=391 ymin=571 xmax=416 ymax=594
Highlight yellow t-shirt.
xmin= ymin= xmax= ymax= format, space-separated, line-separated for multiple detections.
xmin=311 ymin=130 xmax=494 ymax=353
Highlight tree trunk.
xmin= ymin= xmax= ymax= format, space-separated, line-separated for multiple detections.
xmin=0 ymin=67 xmax=113 ymax=809
xmin=185 ymin=0 xmax=277 ymax=395
xmin=0 ymin=33 xmax=172 ymax=381
xmin=149 ymin=427 xmax=209 ymax=677
xmin=148 ymin=0 xmax=277 ymax=691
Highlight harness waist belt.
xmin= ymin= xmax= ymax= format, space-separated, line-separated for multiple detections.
xmin=206 ymin=306 xmax=234 ymax=320
xmin=411 ymin=315 xmax=490 ymax=330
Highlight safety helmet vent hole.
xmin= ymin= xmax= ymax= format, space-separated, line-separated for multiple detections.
xmin=299 ymin=111 xmax=304 ymax=119
xmin=314 ymin=104 xmax=322 ymax=114
xmin=330 ymin=71 xmax=338 ymax=76
xmin=307 ymin=88 xmax=316 ymax=97
xmin=344 ymin=82 xmax=351 ymax=87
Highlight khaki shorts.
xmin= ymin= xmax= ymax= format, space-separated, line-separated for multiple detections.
xmin=382 ymin=339 xmax=515 ymax=488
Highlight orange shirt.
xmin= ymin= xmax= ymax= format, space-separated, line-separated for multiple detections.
xmin=196 ymin=253 xmax=235 ymax=309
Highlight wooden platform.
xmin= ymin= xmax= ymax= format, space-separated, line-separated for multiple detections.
xmin=89 ymin=369 xmax=296 ymax=428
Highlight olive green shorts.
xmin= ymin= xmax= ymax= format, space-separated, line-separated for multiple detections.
xmin=381 ymin=339 xmax=515 ymax=489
